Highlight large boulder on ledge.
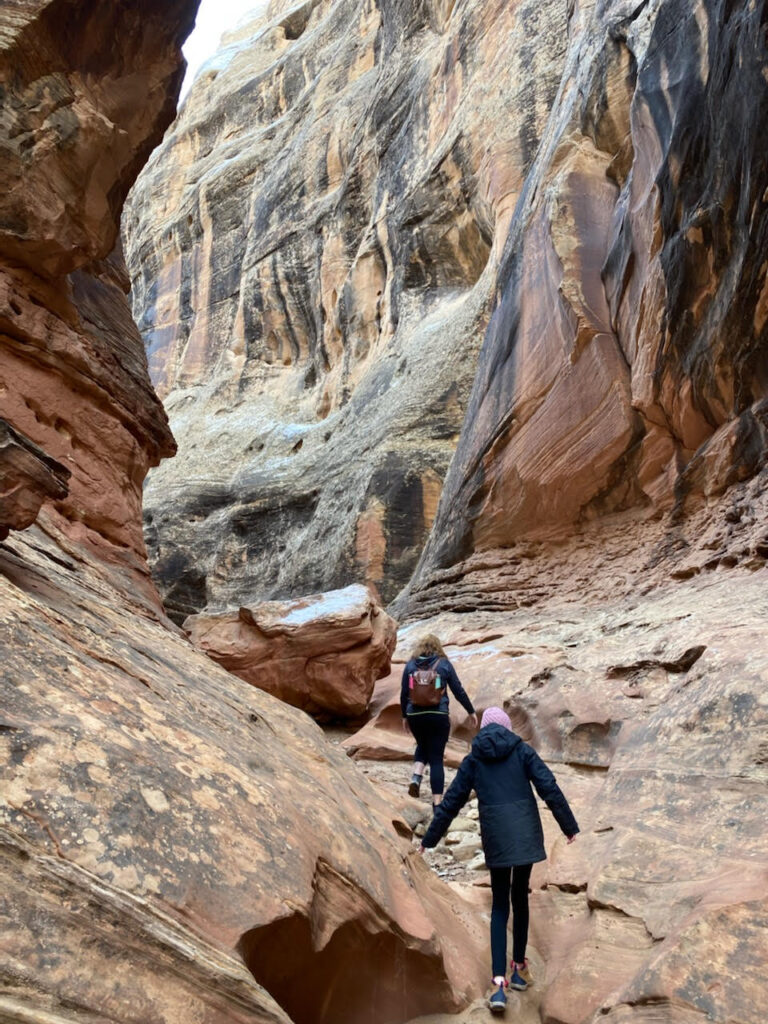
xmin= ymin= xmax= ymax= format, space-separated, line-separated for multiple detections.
xmin=185 ymin=584 xmax=397 ymax=718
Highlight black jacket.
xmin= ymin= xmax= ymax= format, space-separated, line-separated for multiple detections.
xmin=400 ymin=655 xmax=475 ymax=718
xmin=422 ymin=724 xmax=579 ymax=867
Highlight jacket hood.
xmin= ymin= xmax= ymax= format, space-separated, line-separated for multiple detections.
xmin=472 ymin=723 xmax=522 ymax=761
xmin=414 ymin=654 xmax=440 ymax=666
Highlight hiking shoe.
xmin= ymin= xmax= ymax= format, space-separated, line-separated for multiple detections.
xmin=407 ymin=776 xmax=422 ymax=798
xmin=488 ymin=978 xmax=507 ymax=1013
xmin=509 ymin=960 xmax=530 ymax=990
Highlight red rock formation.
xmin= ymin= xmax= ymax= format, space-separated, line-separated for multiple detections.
xmin=126 ymin=0 xmax=768 ymax=641
xmin=6 ymin=0 xmax=763 ymax=1021
xmin=0 ymin=527 xmax=487 ymax=1024
xmin=357 ymin=542 xmax=768 ymax=1024
xmin=401 ymin=0 xmax=768 ymax=612
xmin=0 ymin=7 xmax=489 ymax=1022
xmin=0 ymin=0 xmax=198 ymax=611
xmin=186 ymin=584 xmax=397 ymax=717
xmin=0 ymin=0 xmax=197 ymax=277
xmin=0 ymin=419 xmax=70 ymax=541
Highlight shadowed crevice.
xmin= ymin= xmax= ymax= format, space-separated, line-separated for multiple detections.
xmin=236 ymin=859 xmax=454 ymax=1024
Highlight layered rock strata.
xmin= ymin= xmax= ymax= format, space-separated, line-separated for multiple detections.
xmin=186 ymin=583 xmax=397 ymax=717
xmin=0 ymin=527 xmax=486 ymax=1024
xmin=0 ymin=3 xmax=487 ymax=1021
xmin=0 ymin=0 xmax=200 ymax=611
xmin=124 ymin=0 xmax=571 ymax=618
xmin=0 ymin=419 xmax=70 ymax=541
xmin=401 ymin=0 xmax=768 ymax=612
xmin=127 ymin=0 xmax=768 ymax=626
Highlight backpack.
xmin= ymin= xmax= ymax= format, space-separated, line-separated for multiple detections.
xmin=409 ymin=663 xmax=445 ymax=707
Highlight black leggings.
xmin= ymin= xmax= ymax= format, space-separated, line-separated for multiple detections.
xmin=407 ymin=713 xmax=451 ymax=795
xmin=490 ymin=863 xmax=533 ymax=976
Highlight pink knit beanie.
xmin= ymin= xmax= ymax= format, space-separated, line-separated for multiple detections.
xmin=481 ymin=706 xmax=512 ymax=730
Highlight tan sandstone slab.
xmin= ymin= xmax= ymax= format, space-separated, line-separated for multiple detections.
xmin=185 ymin=584 xmax=397 ymax=718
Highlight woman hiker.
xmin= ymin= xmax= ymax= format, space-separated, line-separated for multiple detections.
xmin=419 ymin=706 xmax=579 ymax=1014
xmin=401 ymin=634 xmax=478 ymax=806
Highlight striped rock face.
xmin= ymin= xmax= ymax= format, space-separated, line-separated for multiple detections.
xmin=0 ymin=525 xmax=486 ymax=1024
xmin=123 ymin=0 xmax=571 ymax=619
xmin=127 ymin=0 xmax=768 ymax=626
xmin=0 ymin=0 xmax=198 ymax=610
xmin=401 ymin=0 xmax=768 ymax=614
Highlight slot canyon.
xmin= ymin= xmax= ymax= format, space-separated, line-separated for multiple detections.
xmin=1 ymin=1 xmax=766 ymax=1023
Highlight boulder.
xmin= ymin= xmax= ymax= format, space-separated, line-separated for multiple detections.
xmin=185 ymin=584 xmax=397 ymax=717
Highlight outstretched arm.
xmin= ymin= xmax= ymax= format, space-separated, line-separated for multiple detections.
xmin=523 ymin=746 xmax=579 ymax=837
xmin=443 ymin=661 xmax=475 ymax=715
xmin=421 ymin=757 xmax=476 ymax=848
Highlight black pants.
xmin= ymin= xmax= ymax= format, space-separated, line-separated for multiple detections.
xmin=407 ymin=713 xmax=451 ymax=794
xmin=489 ymin=863 xmax=533 ymax=976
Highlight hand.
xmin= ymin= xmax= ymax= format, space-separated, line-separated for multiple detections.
xmin=417 ymin=844 xmax=425 ymax=855
xmin=468 ymin=713 xmax=478 ymax=729
xmin=566 ymin=834 xmax=577 ymax=844
xmin=402 ymin=718 xmax=410 ymax=733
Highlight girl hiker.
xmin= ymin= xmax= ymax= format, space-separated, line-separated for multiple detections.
xmin=419 ymin=706 xmax=579 ymax=1014
xmin=401 ymin=634 xmax=478 ymax=806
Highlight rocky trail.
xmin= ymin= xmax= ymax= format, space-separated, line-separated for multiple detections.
xmin=329 ymin=736 xmax=549 ymax=1024
xmin=326 ymin=557 xmax=768 ymax=1023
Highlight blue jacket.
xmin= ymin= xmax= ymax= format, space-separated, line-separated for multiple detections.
xmin=422 ymin=724 xmax=579 ymax=867
xmin=400 ymin=655 xmax=475 ymax=718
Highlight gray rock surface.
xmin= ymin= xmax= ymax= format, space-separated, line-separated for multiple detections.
xmin=123 ymin=0 xmax=570 ymax=620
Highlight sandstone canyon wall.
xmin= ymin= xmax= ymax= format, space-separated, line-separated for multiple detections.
xmin=0 ymin=4 xmax=487 ymax=1022
xmin=0 ymin=0 xmax=196 ymax=612
xmin=401 ymin=0 xmax=768 ymax=615
xmin=123 ymin=0 xmax=571 ymax=620
xmin=126 ymin=0 xmax=768 ymax=625
xmin=121 ymin=4 xmax=768 ymax=1022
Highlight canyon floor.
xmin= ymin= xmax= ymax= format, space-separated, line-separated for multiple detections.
xmin=330 ymin=555 xmax=768 ymax=1024
xmin=331 ymin=754 xmax=547 ymax=1024
xmin=3 ymin=514 xmax=765 ymax=1023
